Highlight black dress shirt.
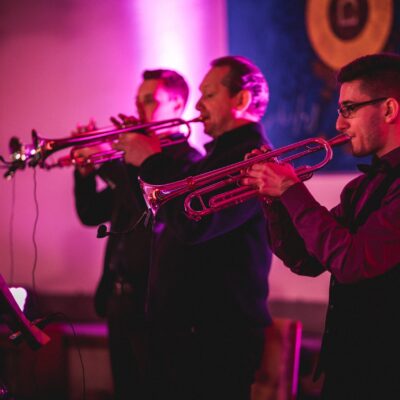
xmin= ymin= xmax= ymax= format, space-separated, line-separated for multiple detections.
xmin=74 ymin=140 xmax=201 ymax=318
xmin=140 ymin=122 xmax=272 ymax=329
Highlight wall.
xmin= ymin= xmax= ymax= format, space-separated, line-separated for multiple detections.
xmin=0 ymin=0 xmax=226 ymax=293
xmin=0 ymin=0 xmax=361 ymax=305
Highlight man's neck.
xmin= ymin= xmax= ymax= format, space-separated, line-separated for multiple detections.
xmin=212 ymin=118 xmax=257 ymax=139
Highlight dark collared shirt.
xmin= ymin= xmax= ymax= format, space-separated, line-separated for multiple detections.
xmin=140 ymin=122 xmax=272 ymax=328
xmin=74 ymin=140 xmax=201 ymax=317
xmin=264 ymin=146 xmax=400 ymax=398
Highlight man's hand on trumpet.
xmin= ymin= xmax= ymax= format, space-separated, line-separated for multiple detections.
xmin=69 ymin=118 xmax=112 ymax=176
xmin=242 ymin=147 xmax=300 ymax=198
xmin=113 ymin=133 xmax=162 ymax=167
xmin=109 ymin=113 xmax=162 ymax=167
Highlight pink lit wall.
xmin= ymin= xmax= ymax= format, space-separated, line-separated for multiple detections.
xmin=0 ymin=0 xmax=358 ymax=304
xmin=0 ymin=0 xmax=226 ymax=295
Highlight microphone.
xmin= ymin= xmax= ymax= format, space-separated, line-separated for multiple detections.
xmin=9 ymin=137 xmax=22 ymax=154
xmin=96 ymin=211 xmax=151 ymax=239
xmin=3 ymin=137 xmax=26 ymax=179
xmin=97 ymin=224 xmax=110 ymax=238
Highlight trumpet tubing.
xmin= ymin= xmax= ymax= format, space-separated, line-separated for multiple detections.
xmin=7 ymin=117 xmax=203 ymax=171
xmin=140 ymin=133 xmax=351 ymax=220
xmin=50 ymin=149 xmax=126 ymax=168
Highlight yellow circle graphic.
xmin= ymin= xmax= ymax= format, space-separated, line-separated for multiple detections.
xmin=306 ymin=0 xmax=393 ymax=70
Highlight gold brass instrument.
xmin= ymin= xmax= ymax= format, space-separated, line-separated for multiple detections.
xmin=140 ymin=133 xmax=351 ymax=220
xmin=3 ymin=117 xmax=202 ymax=178
xmin=54 ymin=148 xmax=127 ymax=169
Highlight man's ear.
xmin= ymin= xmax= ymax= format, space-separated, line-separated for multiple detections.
xmin=235 ymin=89 xmax=252 ymax=112
xmin=385 ymin=97 xmax=399 ymax=122
xmin=173 ymin=96 xmax=185 ymax=113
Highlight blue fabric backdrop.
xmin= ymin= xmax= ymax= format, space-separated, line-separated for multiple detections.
xmin=227 ymin=0 xmax=400 ymax=171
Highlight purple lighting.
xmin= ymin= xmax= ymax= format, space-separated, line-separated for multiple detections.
xmin=0 ymin=0 xmax=228 ymax=295
xmin=129 ymin=0 xmax=228 ymax=152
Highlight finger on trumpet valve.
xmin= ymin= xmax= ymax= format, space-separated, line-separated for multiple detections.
xmin=110 ymin=116 xmax=123 ymax=129
xmin=86 ymin=118 xmax=97 ymax=132
xmin=260 ymin=144 xmax=271 ymax=153
xmin=270 ymin=156 xmax=280 ymax=164
xmin=119 ymin=114 xmax=140 ymax=126
xmin=72 ymin=118 xmax=98 ymax=136
xmin=242 ymin=149 xmax=262 ymax=175
xmin=110 ymin=114 xmax=140 ymax=129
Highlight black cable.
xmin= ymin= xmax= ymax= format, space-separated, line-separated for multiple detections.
xmin=31 ymin=351 xmax=40 ymax=398
xmin=0 ymin=155 xmax=11 ymax=167
xmin=51 ymin=312 xmax=86 ymax=400
xmin=26 ymin=167 xmax=41 ymax=317
xmin=4 ymin=158 xmax=87 ymax=400
xmin=31 ymin=168 xmax=39 ymax=295
xmin=7 ymin=312 xmax=87 ymax=400
xmin=97 ymin=209 xmax=151 ymax=238
xmin=8 ymin=176 xmax=16 ymax=285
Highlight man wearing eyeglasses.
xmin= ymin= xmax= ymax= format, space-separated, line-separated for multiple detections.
xmin=244 ymin=52 xmax=400 ymax=399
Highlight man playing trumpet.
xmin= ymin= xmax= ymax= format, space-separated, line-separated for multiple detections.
xmin=244 ymin=53 xmax=400 ymax=399
xmin=121 ymin=56 xmax=273 ymax=400
xmin=73 ymin=69 xmax=200 ymax=400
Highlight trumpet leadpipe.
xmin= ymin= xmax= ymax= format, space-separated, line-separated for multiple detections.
xmin=4 ymin=116 xmax=203 ymax=173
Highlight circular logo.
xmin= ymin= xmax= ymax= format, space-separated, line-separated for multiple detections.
xmin=306 ymin=0 xmax=393 ymax=70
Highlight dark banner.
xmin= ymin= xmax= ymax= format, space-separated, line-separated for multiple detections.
xmin=228 ymin=0 xmax=400 ymax=171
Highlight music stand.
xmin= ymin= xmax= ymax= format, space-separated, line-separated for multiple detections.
xmin=0 ymin=274 xmax=50 ymax=399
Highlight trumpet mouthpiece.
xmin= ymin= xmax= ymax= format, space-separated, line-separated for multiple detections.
xmin=191 ymin=116 xmax=204 ymax=123
xmin=329 ymin=133 xmax=351 ymax=147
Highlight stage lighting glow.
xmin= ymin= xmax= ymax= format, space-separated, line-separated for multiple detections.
xmin=128 ymin=0 xmax=228 ymax=151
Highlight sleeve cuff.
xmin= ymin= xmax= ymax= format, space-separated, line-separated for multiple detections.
xmin=280 ymin=182 xmax=319 ymax=216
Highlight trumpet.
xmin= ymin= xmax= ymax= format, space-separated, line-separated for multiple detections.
xmin=140 ymin=133 xmax=351 ymax=220
xmin=3 ymin=117 xmax=202 ymax=178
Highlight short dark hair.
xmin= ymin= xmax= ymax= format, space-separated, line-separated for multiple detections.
xmin=142 ymin=69 xmax=189 ymax=106
xmin=211 ymin=56 xmax=269 ymax=119
xmin=337 ymin=53 xmax=400 ymax=99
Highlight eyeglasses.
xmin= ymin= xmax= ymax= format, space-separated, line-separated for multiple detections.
xmin=337 ymin=97 xmax=387 ymax=118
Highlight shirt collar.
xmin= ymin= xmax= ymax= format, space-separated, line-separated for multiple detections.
xmin=378 ymin=146 xmax=400 ymax=169
xmin=204 ymin=122 xmax=264 ymax=153
xmin=357 ymin=146 xmax=400 ymax=176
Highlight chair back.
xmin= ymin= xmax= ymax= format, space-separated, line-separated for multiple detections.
xmin=251 ymin=318 xmax=302 ymax=400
